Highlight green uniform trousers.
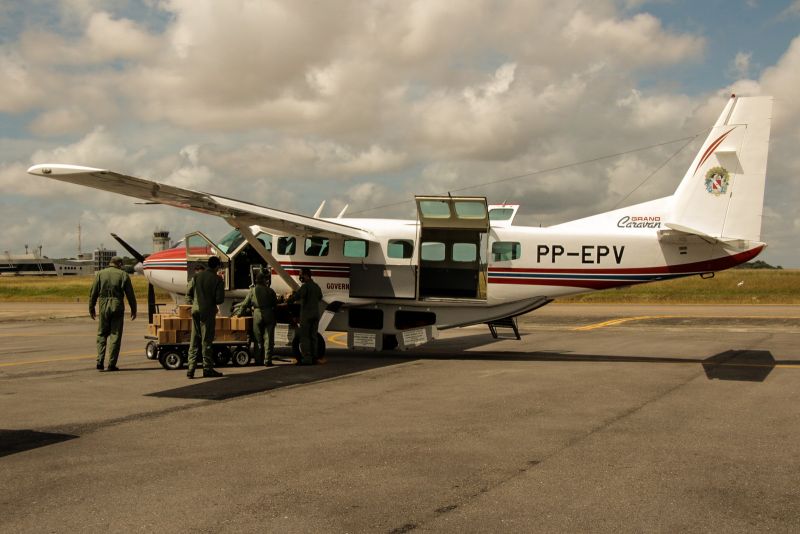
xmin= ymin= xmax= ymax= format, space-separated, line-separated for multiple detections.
xmin=188 ymin=312 xmax=216 ymax=371
xmin=253 ymin=309 xmax=276 ymax=364
xmin=96 ymin=299 xmax=125 ymax=367
xmin=298 ymin=316 xmax=320 ymax=364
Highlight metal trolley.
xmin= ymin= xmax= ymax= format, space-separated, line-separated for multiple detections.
xmin=144 ymin=335 xmax=254 ymax=370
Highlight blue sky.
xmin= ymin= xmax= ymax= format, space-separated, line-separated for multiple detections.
xmin=1 ymin=0 xmax=799 ymax=268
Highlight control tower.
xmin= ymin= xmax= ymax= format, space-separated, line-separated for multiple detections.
xmin=153 ymin=230 xmax=171 ymax=252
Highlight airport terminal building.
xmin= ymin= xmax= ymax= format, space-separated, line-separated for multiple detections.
xmin=1 ymin=249 xmax=112 ymax=276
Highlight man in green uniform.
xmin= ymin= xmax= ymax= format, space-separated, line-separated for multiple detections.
xmin=236 ymin=271 xmax=278 ymax=366
xmin=89 ymin=256 xmax=137 ymax=371
xmin=289 ymin=267 xmax=323 ymax=365
xmin=186 ymin=255 xmax=225 ymax=379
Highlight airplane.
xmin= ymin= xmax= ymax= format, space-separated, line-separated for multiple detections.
xmin=28 ymin=94 xmax=772 ymax=353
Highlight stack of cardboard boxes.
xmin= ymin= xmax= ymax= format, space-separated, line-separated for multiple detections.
xmin=148 ymin=305 xmax=253 ymax=344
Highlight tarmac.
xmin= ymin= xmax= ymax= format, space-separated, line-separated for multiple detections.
xmin=1 ymin=302 xmax=799 ymax=533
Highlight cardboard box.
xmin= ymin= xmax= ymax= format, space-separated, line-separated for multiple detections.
xmin=148 ymin=324 xmax=159 ymax=336
xmin=177 ymin=305 xmax=192 ymax=319
xmin=162 ymin=317 xmax=181 ymax=331
xmin=215 ymin=317 xmax=231 ymax=330
xmin=177 ymin=331 xmax=191 ymax=343
xmin=217 ymin=331 xmax=247 ymax=342
xmin=179 ymin=319 xmax=191 ymax=332
xmin=153 ymin=314 xmax=162 ymax=327
xmin=158 ymin=330 xmax=177 ymax=344
xmin=231 ymin=317 xmax=252 ymax=331
xmin=232 ymin=331 xmax=247 ymax=341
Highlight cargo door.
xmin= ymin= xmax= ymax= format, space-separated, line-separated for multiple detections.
xmin=184 ymin=231 xmax=230 ymax=289
xmin=415 ymin=196 xmax=489 ymax=300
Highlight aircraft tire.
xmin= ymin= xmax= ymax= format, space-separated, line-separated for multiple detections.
xmin=291 ymin=334 xmax=326 ymax=359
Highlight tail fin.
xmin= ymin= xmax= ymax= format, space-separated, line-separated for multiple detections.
xmin=667 ymin=95 xmax=772 ymax=243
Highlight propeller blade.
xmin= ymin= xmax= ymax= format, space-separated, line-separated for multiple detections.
xmin=148 ymin=283 xmax=156 ymax=324
xmin=110 ymin=233 xmax=146 ymax=263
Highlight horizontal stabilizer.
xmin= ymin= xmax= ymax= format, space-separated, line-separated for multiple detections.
xmin=659 ymin=223 xmax=765 ymax=251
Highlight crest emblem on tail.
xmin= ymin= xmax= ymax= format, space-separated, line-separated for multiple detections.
xmin=704 ymin=166 xmax=730 ymax=196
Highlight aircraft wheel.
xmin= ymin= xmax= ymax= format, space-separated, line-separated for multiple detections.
xmin=145 ymin=340 xmax=158 ymax=360
xmin=232 ymin=348 xmax=251 ymax=367
xmin=291 ymin=334 xmax=326 ymax=359
xmin=160 ymin=350 xmax=183 ymax=370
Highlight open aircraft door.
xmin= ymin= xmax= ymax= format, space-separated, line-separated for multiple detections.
xmin=184 ymin=231 xmax=230 ymax=289
xmin=415 ymin=196 xmax=489 ymax=300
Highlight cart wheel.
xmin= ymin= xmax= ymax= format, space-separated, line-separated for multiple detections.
xmin=214 ymin=347 xmax=231 ymax=367
xmin=145 ymin=340 xmax=158 ymax=360
xmin=232 ymin=348 xmax=251 ymax=367
xmin=160 ymin=350 xmax=183 ymax=370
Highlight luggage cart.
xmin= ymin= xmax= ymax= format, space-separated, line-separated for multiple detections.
xmin=144 ymin=335 xmax=253 ymax=370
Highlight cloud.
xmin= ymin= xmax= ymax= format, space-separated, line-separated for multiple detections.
xmin=1 ymin=0 xmax=798 ymax=269
xmin=728 ymin=51 xmax=752 ymax=79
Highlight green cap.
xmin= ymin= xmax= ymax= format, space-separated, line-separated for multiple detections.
xmin=110 ymin=256 xmax=124 ymax=266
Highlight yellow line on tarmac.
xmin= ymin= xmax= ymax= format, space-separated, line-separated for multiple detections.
xmin=327 ymin=332 xmax=348 ymax=347
xmin=574 ymin=316 xmax=670 ymax=331
xmin=0 ymin=349 xmax=140 ymax=368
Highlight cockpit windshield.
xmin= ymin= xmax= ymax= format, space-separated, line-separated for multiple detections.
xmin=217 ymin=229 xmax=245 ymax=254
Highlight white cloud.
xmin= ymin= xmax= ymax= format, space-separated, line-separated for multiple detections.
xmin=729 ymin=51 xmax=752 ymax=79
xmin=0 ymin=50 xmax=44 ymax=112
xmin=1 ymin=0 xmax=798 ymax=268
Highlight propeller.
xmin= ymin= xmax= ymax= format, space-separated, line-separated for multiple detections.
xmin=110 ymin=233 xmax=156 ymax=324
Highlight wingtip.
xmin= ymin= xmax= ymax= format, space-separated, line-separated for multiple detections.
xmin=27 ymin=163 xmax=107 ymax=176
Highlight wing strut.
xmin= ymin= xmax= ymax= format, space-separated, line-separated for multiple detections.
xmin=225 ymin=217 xmax=300 ymax=291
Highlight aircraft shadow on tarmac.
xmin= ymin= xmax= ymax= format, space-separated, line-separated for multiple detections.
xmin=416 ymin=333 xmax=780 ymax=382
xmin=147 ymin=334 xmax=780 ymax=401
xmin=0 ymin=429 xmax=78 ymax=458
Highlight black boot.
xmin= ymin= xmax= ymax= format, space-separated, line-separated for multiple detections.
xmin=186 ymin=367 xmax=195 ymax=379
xmin=97 ymin=363 xmax=104 ymax=371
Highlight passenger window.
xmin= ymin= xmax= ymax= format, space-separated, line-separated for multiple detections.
xmin=277 ymin=237 xmax=296 ymax=255
xmin=343 ymin=240 xmax=369 ymax=258
xmin=452 ymin=243 xmax=477 ymax=262
xmin=304 ymin=237 xmax=329 ymax=257
xmin=421 ymin=242 xmax=446 ymax=262
xmin=388 ymin=239 xmax=414 ymax=259
xmin=491 ymin=241 xmax=521 ymax=261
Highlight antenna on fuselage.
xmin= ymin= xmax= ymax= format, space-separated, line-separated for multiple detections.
xmin=313 ymin=200 xmax=326 ymax=218
xmin=336 ymin=204 xmax=349 ymax=218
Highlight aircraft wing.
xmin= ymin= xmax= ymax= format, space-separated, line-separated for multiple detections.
xmin=27 ymin=164 xmax=375 ymax=241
